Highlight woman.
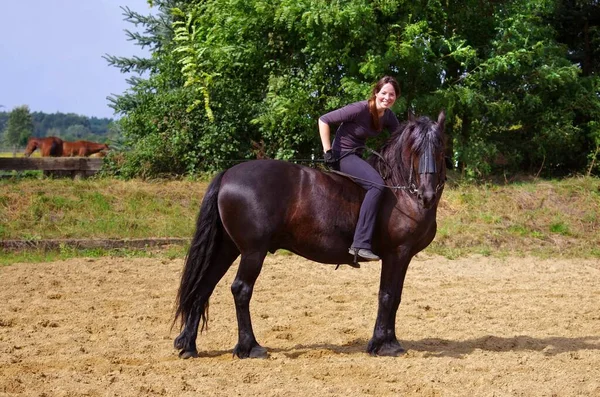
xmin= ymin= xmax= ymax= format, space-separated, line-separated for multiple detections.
xmin=318 ymin=76 xmax=401 ymax=263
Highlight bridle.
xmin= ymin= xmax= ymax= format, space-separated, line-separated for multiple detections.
xmin=417 ymin=141 xmax=446 ymax=194
xmin=330 ymin=143 xmax=445 ymax=195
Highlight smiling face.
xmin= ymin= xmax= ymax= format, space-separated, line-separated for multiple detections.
xmin=375 ymin=83 xmax=397 ymax=112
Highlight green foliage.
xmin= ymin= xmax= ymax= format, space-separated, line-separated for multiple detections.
xmin=107 ymin=0 xmax=600 ymax=178
xmin=2 ymin=105 xmax=33 ymax=146
xmin=588 ymin=120 xmax=600 ymax=176
xmin=0 ymin=112 xmax=8 ymax=137
xmin=440 ymin=0 xmax=600 ymax=177
xmin=104 ymin=82 xmax=215 ymax=177
xmin=549 ymin=221 xmax=570 ymax=236
xmin=171 ymin=6 xmax=216 ymax=120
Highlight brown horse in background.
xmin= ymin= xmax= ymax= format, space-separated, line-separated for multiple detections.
xmin=62 ymin=140 xmax=109 ymax=157
xmin=24 ymin=136 xmax=64 ymax=157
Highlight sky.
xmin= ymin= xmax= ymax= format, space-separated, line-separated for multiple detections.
xmin=0 ymin=0 xmax=153 ymax=119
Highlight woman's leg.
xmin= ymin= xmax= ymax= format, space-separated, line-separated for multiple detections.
xmin=339 ymin=154 xmax=385 ymax=251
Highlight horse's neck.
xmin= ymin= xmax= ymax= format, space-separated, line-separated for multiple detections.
xmin=387 ymin=191 xmax=439 ymax=232
xmin=384 ymin=152 xmax=414 ymax=190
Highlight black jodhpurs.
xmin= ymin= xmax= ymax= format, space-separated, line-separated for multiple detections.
xmin=339 ymin=152 xmax=385 ymax=250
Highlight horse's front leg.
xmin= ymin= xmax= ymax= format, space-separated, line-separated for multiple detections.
xmin=367 ymin=250 xmax=412 ymax=356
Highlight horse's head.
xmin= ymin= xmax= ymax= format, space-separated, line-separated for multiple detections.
xmin=408 ymin=111 xmax=446 ymax=208
xmin=23 ymin=138 xmax=38 ymax=157
xmin=375 ymin=111 xmax=446 ymax=209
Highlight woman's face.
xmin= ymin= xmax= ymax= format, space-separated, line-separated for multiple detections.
xmin=375 ymin=83 xmax=397 ymax=111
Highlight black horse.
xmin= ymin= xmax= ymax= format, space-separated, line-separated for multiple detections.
xmin=174 ymin=111 xmax=447 ymax=359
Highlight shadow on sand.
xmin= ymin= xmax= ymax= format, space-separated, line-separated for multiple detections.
xmin=192 ymin=335 xmax=600 ymax=359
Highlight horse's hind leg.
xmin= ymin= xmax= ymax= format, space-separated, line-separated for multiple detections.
xmin=174 ymin=238 xmax=239 ymax=358
xmin=231 ymin=249 xmax=268 ymax=359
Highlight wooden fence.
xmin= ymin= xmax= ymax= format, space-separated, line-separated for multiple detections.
xmin=0 ymin=157 xmax=104 ymax=178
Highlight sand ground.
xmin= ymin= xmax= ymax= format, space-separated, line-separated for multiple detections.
xmin=1 ymin=254 xmax=599 ymax=396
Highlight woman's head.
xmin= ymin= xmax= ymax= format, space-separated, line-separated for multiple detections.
xmin=371 ymin=76 xmax=400 ymax=103
xmin=368 ymin=76 xmax=400 ymax=130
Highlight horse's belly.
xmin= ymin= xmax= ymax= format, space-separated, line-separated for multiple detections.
xmin=267 ymin=197 xmax=357 ymax=262
xmin=218 ymin=161 xmax=366 ymax=263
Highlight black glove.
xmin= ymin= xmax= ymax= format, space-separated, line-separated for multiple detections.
xmin=324 ymin=149 xmax=339 ymax=169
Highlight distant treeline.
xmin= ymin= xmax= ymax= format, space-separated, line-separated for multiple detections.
xmin=0 ymin=111 xmax=119 ymax=143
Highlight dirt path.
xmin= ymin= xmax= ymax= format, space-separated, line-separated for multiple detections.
xmin=1 ymin=254 xmax=599 ymax=396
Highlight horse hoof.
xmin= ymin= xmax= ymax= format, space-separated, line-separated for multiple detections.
xmin=179 ymin=349 xmax=199 ymax=359
xmin=233 ymin=344 xmax=268 ymax=359
xmin=249 ymin=345 xmax=268 ymax=359
xmin=374 ymin=343 xmax=406 ymax=357
xmin=368 ymin=340 xmax=406 ymax=357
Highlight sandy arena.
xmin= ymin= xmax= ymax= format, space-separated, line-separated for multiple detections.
xmin=1 ymin=254 xmax=599 ymax=396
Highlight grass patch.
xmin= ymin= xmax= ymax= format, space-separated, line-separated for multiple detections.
xmin=0 ymin=151 xmax=39 ymax=158
xmin=0 ymin=245 xmax=188 ymax=266
xmin=424 ymin=174 xmax=600 ymax=259
xmin=0 ymin=178 xmax=206 ymax=240
xmin=549 ymin=221 xmax=570 ymax=236
xmin=1 ymin=174 xmax=599 ymax=261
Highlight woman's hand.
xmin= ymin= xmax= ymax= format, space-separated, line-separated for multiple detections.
xmin=324 ymin=149 xmax=339 ymax=168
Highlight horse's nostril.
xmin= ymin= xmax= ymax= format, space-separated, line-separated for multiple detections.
xmin=418 ymin=190 xmax=436 ymax=208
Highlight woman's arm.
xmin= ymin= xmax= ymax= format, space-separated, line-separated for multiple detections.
xmin=318 ymin=118 xmax=332 ymax=153
xmin=318 ymin=101 xmax=364 ymax=152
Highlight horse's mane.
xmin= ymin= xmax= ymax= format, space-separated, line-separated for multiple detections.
xmin=368 ymin=116 xmax=444 ymax=187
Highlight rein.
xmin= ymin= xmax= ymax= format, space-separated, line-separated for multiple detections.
xmin=329 ymin=146 xmax=445 ymax=195
xmin=330 ymin=168 xmax=419 ymax=194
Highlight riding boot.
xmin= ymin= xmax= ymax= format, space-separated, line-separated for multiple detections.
xmin=348 ymin=247 xmax=380 ymax=261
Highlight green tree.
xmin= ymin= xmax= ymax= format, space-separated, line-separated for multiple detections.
xmin=550 ymin=0 xmax=600 ymax=176
xmin=107 ymin=0 xmax=474 ymax=175
xmin=46 ymin=127 xmax=63 ymax=138
xmin=551 ymin=0 xmax=600 ymax=78
xmin=3 ymin=105 xmax=34 ymax=146
xmin=30 ymin=112 xmax=114 ymax=139
xmin=441 ymin=1 xmax=600 ymax=177
xmin=105 ymin=0 xmax=202 ymax=177
xmin=64 ymin=124 xmax=91 ymax=140
xmin=108 ymin=0 xmax=600 ymax=178
xmin=0 ymin=110 xmax=8 ymax=142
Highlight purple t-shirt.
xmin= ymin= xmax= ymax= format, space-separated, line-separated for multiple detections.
xmin=319 ymin=100 xmax=400 ymax=153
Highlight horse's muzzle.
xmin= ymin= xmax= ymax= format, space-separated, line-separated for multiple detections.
xmin=418 ymin=189 xmax=436 ymax=209
xmin=417 ymin=173 xmax=438 ymax=209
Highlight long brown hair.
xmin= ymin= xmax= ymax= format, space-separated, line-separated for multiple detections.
xmin=368 ymin=76 xmax=401 ymax=131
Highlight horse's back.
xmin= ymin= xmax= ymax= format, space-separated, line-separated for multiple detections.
xmin=34 ymin=136 xmax=63 ymax=157
xmin=59 ymin=140 xmax=107 ymax=156
xmin=218 ymin=160 xmax=331 ymax=227
xmin=219 ymin=160 xmax=362 ymax=214
xmin=217 ymin=160 xmax=364 ymax=261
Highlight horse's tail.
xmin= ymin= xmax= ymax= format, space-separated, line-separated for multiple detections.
xmin=174 ymin=171 xmax=226 ymax=331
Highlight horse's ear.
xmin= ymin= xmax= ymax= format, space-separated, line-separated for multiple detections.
xmin=437 ymin=110 xmax=446 ymax=131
